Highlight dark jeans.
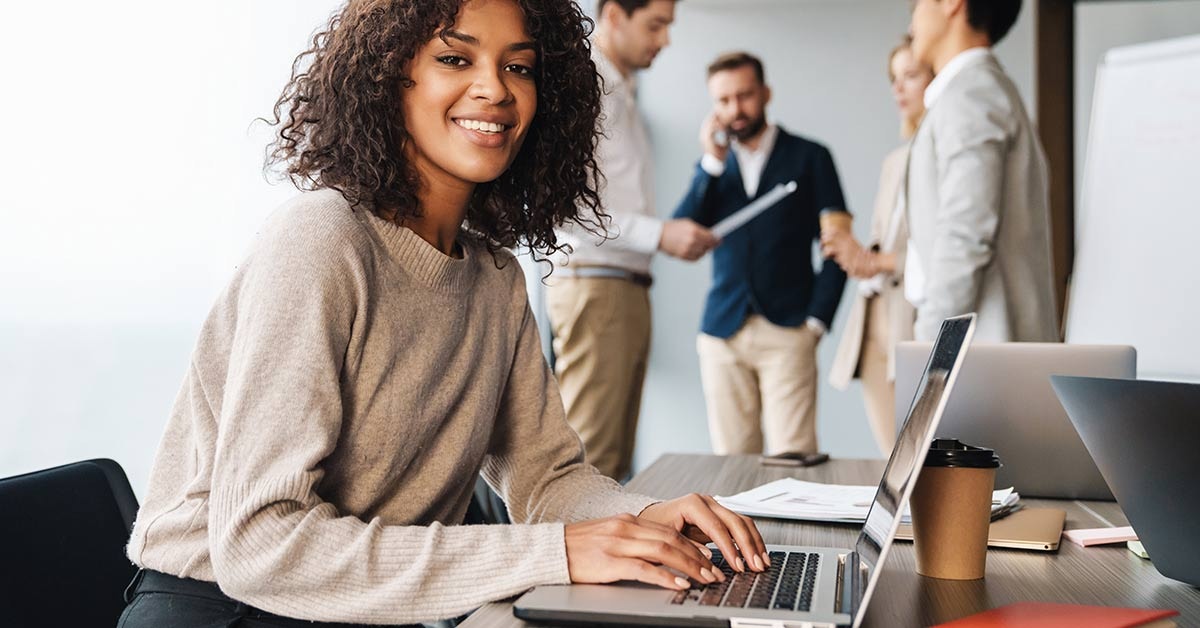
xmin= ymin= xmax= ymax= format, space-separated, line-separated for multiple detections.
xmin=117 ymin=569 xmax=422 ymax=628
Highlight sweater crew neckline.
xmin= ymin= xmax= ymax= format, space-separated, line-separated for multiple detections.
xmin=359 ymin=209 xmax=476 ymax=292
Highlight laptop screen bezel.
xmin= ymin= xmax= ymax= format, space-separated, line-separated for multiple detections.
xmin=850 ymin=314 xmax=977 ymax=627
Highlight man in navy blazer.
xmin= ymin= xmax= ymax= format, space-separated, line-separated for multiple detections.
xmin=674 ymin=51 xmax=848 ymax=456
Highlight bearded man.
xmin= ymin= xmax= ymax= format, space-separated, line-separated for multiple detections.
xmin=672 ymin=51 xmax=848 ymax=457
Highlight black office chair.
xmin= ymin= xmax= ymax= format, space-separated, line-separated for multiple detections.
xmin=0 ymin=458 xmax=140 ymax=628
xmin=464 ymin=476 xmax=511 ymax=525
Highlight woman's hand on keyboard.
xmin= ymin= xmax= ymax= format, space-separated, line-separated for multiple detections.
xmin=564 ymin=513 xmax=723 ymax=590
xmin=638 ymin=493 xmax=770 ymax=574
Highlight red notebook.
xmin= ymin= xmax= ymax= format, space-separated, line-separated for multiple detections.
xmin=934 ymin=602 xmax=1179 ymax=627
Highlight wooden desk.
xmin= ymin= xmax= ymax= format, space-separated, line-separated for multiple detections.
xmin=462 ymin=454 xmax=1200 ymax=627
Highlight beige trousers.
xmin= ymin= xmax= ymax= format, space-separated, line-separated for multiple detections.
xmin=696 ymin=315 xmax=820 ymax=455
xmin=546 ymin=277 xmax=650 ymax=481
xmin=859 ymin=296 xmax=897 ymax=455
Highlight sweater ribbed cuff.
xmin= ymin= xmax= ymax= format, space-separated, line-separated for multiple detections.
xmin=206 ymin=474 xmax=573 ymax=623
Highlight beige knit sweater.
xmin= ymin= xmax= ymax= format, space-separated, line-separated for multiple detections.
xmin=126 ymin=189 xmax=658 ymax=624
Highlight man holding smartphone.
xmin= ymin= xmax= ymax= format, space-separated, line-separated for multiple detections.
xmin=674 ymin=51 xmax=848 ymax=457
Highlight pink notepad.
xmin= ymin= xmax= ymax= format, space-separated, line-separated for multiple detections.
xmin=1063 ymin=526 xmax=1138 ymax=547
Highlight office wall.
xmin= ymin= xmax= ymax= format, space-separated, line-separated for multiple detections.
xmin=0 ymin=1 xmax=346 ymax=491
xmin=627 ymin=0 xmax=1036 ymax=471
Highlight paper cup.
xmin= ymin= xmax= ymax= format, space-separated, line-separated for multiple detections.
xmin=818 ymin=208 xmax=852 ymax=236
xmin=910 ymin=439 xmax=1001 ymax=580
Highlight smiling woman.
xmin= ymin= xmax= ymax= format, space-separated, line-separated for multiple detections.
xmin=115 ymin=1 xmax=767 ymax=626
xmin=266 ymin=0 xmax=605 ymax=258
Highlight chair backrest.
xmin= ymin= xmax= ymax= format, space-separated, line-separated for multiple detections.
xmin=0 ymin=459 xmax=139 ymax=627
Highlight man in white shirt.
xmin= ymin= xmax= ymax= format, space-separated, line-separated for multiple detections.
xmin=548 ymin=0 xmax=714 ymax=481
xmin=904 ymin=0 xmax=1058 ymax=342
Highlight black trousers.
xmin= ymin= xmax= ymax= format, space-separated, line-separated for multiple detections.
xmin=117 ymin=569 xmax=422 ymax=628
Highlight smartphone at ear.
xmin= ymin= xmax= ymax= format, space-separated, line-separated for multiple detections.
xmin=712 ymin=128 xmax=729 ymax=148
xmin=759 ymin=451 xmax=830 ymax=467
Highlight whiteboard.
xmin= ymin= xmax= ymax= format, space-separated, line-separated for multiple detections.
xmin=1066 ymin=35 xmax=1200 ymax=380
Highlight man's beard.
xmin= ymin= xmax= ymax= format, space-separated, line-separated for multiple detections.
xmin=731 ymin=114 xmax=766 ymax=142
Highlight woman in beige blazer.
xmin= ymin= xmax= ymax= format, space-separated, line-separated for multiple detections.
xmin=824 ymin=39 xmax=932 ymax=455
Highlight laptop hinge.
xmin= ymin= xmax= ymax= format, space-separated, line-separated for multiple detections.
xmin=845 ymin=552 xmax=867 ymax=621
xmin=730 ymin=619 xmax=836 ymax=628
xmin=834 ymin=554 xmax=847 ymax=614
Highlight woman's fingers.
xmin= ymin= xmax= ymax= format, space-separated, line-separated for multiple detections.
xmin=619 ymin=557 xmax=693 ymax=591
xmin=687 ymin=495 xmax=768 ymax=571
xmin=671 ymin=495 xmax=748 ymax=572
xmin=685 ymin=535 xmax=714 ymax=558
xmin=565 ymin=515 xmax=727 ymax=590
xmin=637 ymin=494 xmax=773 ymax=574
xmin=684 ymin=525 xmax=713 ymax=545
xmin=613 ymin=537 xmax=718 ymax=585
xmin=708 ymin=497 xmax=770 ymax=570
xmin=627 ymin=516 xmax=724 ymax=582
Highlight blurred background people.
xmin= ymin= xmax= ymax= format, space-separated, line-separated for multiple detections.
xmin=673 ymin=51 xmax=847 ymax=457
xmin=825 ymin=37 xmax=932 ymax=455
xmin=549 ymin=0 xmax=716 ymax=481
xmin=904 ymin=0 xmax=1058 ymax=342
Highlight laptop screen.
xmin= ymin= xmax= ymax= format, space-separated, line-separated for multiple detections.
xmin=852 ymin=314 xmax=976 ymax=624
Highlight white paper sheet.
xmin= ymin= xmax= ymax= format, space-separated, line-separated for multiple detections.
xmin=710 ymin=181 xmax=798 ymax=239
xmin=715 ymin=477 xmax=1018 ymax=524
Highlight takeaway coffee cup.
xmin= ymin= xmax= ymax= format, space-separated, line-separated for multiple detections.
xmin=909 ymin=439 xmax=1001 ymax=580
xmin=818 ymin=208 xmax=853 ymax=237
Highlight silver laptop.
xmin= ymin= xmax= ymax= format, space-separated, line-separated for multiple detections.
xmin=895 ymin=342 xmax=1135 ymax=500
xmin=1052 ymin=375 xmax=1200 ymax=587
xmin=514 ymin=314 xmax=977 ymax=628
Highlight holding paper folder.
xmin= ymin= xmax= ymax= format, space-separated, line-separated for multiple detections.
xmin=709 ymin=180 xmax=798 ymax=238
xmin=671 ymin=108 xmax=849 ymax=457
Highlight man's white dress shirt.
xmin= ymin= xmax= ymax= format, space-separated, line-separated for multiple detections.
xmin=553 ymin=47 xmax=661 ymax=274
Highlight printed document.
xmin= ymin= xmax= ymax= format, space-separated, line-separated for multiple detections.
xmin=716 ymin=478 xmax=1018 ymax=524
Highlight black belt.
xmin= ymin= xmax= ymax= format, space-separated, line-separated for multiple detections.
xmin=125 ymin=569 xmax=413 ymax=628
xmin=556 ymin=266 xmax=653 ymax=287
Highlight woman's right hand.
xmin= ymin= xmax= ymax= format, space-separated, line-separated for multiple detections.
xmin=564 ymin=514 xmax=725 ymax=590
xmin=822 ymin=232 xmax=883 ymax=279
xmin=821 ymin=230 xmax=862 ymax=265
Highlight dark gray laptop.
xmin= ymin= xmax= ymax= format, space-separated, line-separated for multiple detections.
xmin=514 ymin=314 xmax=977 ymax=628
xmin=1052 ymin=375 xmax=1200 ymax=588
xmin=895 ymin=342 xmax=1136 ymax=499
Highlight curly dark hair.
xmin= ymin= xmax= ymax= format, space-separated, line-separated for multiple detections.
xmin=265 ymin=0 xmax=604 ymax=257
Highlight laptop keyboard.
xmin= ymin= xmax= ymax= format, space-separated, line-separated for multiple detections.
xmin=670 ymin=549 xmax=821 ymax=611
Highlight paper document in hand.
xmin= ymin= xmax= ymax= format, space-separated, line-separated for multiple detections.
xmin=715 ymin=477 xmax=1018 ymax=524
xmin=710 ymin=181 xmax=798 ymax=239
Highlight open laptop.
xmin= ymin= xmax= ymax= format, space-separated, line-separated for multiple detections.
xmin=1052 ymin=375 xmax=1200 ymax=587
xmin=895 ymin=342 xmax=1135 ymax=500
xmin=514 ymin=314 xmax=977 ymax=628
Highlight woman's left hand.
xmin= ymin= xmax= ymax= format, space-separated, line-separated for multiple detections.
xmin=639 ymin=494 xmax=770 ymax=573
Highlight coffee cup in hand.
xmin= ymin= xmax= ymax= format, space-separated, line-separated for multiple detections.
xmin=818 ymin=208 xmax=853 ymax=258
xmin=909 ymin=439 xmax=1001 ymax=580
xmin=818 ymin=208 xmax=852 ymax=237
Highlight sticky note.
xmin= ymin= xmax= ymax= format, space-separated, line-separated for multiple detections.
xmin=1063 ymin=526 xmax=1138 ymax=547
